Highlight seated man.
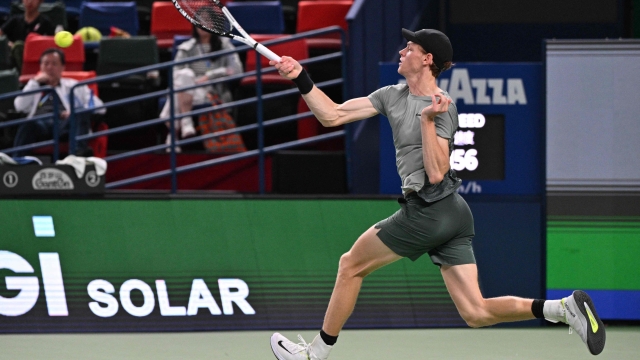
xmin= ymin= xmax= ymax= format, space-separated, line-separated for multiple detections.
xmin=13 ymin=48 xmax=105 ymax=157
xmin=0 ymin=0 xmax=56 ymax=69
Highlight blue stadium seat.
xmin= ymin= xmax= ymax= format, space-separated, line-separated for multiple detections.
xmin=79 ymin=2 xmax=139 ymax=37
xmin=225 ymin=1 xmax=285 ymax=34
xmin=0 ymin=0 xmax=10 ymax=21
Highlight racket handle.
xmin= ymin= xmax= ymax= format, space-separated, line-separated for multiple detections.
xmin=255 ymin=43 xmax=281 ymax=62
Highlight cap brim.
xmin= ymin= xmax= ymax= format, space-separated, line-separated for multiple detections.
xmin=401 ymin=28 xmax=417 ymax=44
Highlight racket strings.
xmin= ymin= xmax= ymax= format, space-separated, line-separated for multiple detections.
xmin=176 ymin=0 xmax=231 ymax=35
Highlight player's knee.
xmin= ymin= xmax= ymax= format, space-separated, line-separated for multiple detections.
xmin=462 ymin=315 xmax=484 ymax=328
xmin=337 ymin=252 xmax=354 ymax=276
xmin=337 ymin=252 xmax=365 ymax=279
xmin=174 ymin=68 xmax=196 ymax=83
xmin=459 ymin=308 xmax=491 ymax=328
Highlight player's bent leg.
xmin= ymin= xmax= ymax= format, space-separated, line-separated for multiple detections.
xmin=323 ymin=226 xmax=403 ymax=335
xmin=440 ymin=264 xmax=535 ymax=328
xmin=441 ymin=264 xmax=606 ymax=355
xmin=271 ymin=226 xmax=402 ymax=360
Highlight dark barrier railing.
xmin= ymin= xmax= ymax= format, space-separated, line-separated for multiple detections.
xmin=0 ymin=27 xmax=347 ymax=194
xmin=0 ymin=86 xmax=63 ymax=160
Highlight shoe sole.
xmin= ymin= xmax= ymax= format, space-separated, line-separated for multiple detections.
xmin=573 ymin=290 xmax=606 ymax=355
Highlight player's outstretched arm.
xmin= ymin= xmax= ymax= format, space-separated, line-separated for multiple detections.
xmin=270 ymin=56 xmax=378 ymax=127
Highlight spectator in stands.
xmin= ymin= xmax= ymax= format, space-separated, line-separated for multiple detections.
xmin=13 ymin=48 xmax=105 ymax=156
xmin=160 ymin=24 xmax=243 ymax=150
xmin=0 ymin=0 xmax=56 ymax=69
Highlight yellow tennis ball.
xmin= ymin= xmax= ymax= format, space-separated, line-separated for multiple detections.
xmin=54 ymin=31 xmax=74 ymax=48
xmin=75 ymin=27 xmax=102 ymax=43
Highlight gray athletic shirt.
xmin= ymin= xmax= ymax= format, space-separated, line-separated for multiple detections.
xmin=368 ymin=84 xmax=462 ymax=202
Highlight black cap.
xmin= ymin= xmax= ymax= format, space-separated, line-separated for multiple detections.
xmin=401 ymin=28 xmax=452 ymax=69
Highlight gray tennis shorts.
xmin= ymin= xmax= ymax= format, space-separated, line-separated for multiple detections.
xmin=375 ymin=192 xmax=475 ymax=266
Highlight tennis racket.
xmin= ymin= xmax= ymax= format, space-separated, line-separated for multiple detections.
xmin=171 ymin=0 xmax=281 ymax=62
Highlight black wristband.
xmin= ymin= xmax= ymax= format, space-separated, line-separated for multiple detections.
xmin=292 ymin=68 xmax=314 ymax=95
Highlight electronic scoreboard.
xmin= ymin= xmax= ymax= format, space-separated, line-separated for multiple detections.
xmin=452 ymin=113 xmax=504 ymax=180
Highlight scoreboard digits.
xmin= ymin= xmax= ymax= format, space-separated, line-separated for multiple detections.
xmin=451 ymin=113 xmax=505 ymax=180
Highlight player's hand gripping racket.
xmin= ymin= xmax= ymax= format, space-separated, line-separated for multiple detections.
xmin=171 ymin=0 xmax=281 ymax=62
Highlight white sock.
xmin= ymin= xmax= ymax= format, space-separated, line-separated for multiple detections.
xmin=310 ymin=334 xmax=333 ymax=360
xmin=543 ymin=299 xmax=566 ymax=323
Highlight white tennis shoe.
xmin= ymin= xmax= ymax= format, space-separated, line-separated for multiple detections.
xmin=270 ymin=333 xmax=332 ymax=360
xmin=562 ymin=290 xmax=606 ymax=355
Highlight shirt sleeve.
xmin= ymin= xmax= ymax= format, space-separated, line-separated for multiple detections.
xmin=367 ymin=86 xmax=390 ymax=117
xmin=173 ymin=47 xmax=189 ymax=71
xmin=223 ymin=38 xmax=243 ymax=76
xmin=14 ymin=79 xmax=40 ymax=114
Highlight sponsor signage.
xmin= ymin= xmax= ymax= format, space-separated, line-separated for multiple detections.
xmin=0 ymin=165 xmax=103 ymax=195
xmin=0 ymin=199 xmax=464 ymax=333
xmin=0 ymin=250 xmax=255 ymax=319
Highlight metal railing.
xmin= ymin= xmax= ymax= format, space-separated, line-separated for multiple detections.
xmin=0 ymin=86 xmax=64 ymax=160
xmin=0 ymin=27 xmax=348 ymax=194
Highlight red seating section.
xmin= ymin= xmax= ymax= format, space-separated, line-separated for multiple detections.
xmin=296 ymin=0 xmax=352 ymax=49
xmin=150 ymin=2 xmax=193 ymax=49
xmin=88 ymin=121 xmax=109 ymax=158
xmin=14 ymin=1 xmax=350 ymax=157
xmin=20 ymin=33 xmax=85 ymax=83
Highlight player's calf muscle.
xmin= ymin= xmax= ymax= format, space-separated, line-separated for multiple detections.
xmin=460 ymin=297 xmax=535 ymax=327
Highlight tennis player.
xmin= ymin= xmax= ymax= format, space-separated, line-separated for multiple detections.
xmin=269 ymin=28 xmax=606 ymax=359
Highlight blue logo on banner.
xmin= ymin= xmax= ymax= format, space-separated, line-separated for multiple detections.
xmin=32 ymin=216 xmax=55 ymax=237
